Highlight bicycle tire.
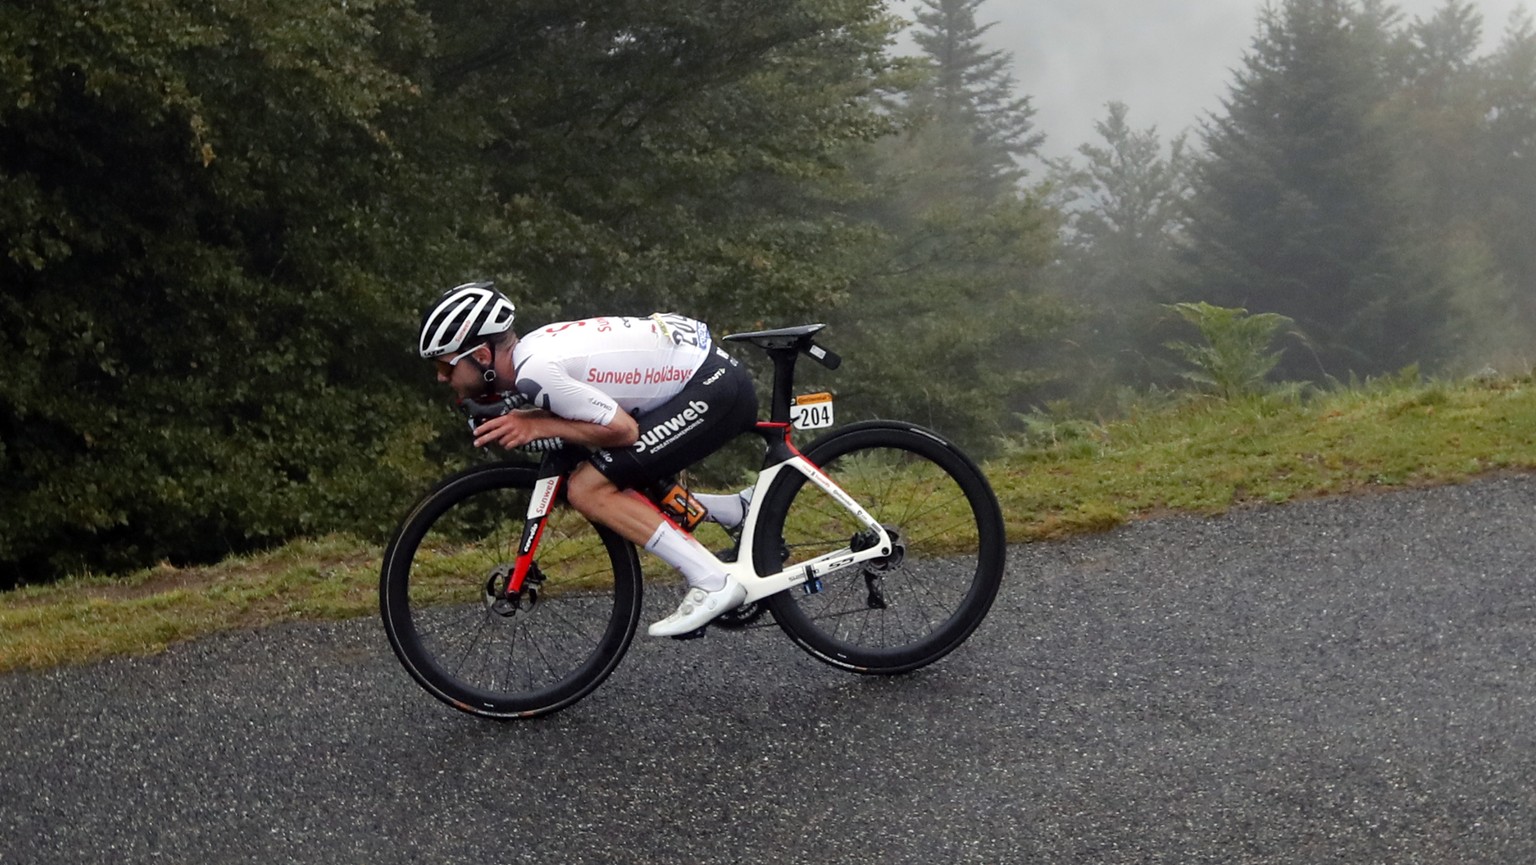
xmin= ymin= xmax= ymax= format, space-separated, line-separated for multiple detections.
xmin=756 ymin=421 xmax=1005 ymax=674
xmin=380 ymin=463 xmax=642 ymax=719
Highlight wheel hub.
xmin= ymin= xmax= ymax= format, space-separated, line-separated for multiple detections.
xmin=851 ymin=524 xmax=905 ymax=572
xmin=483 ymin=562 xmax=544 ymax=617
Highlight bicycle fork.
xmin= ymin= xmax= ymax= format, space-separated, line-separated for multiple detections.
xmin=485 ymin=465 xmax=564 ymax=616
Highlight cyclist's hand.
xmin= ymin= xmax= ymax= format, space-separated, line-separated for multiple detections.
xmin=472 ymin=410 xmax=544 ymax=450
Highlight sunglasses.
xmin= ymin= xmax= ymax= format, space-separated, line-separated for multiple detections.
xmin=434 ymin=343 xmax=487 ymax=377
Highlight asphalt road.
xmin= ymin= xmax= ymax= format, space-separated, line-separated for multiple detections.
xmin=3 ymin=475 xmax=1534 ymax=864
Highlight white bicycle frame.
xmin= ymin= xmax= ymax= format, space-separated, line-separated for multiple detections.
xmin=723 ymin=437 xmax=894 ymax=603
xmin=504 ymin=424 xmax=895 ymax=602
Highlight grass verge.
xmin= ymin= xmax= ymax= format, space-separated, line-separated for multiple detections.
xmin=4 ymin=375 xmax=1535 ymax=673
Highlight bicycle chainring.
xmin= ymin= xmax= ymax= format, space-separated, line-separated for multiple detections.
xmin=711 ymin=600 xmax=767 ymax=629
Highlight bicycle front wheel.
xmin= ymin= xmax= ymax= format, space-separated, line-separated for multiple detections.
xmin=380 ymin=463 xmax=642 ymax=719
xmin=757 ymin=422 xmax=1005 ymax=674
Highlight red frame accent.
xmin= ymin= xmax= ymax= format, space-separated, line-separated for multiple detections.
xmin=755 ymin=420 xmax=828 ymax=478
xmin=506 ymin=522 xmax=547 ymax=594
xmin=505 ymin=475 xmax=563 ymax=594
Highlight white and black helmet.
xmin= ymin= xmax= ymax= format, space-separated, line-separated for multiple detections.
xmin=417 ymin=281 xmax=516 ymax=359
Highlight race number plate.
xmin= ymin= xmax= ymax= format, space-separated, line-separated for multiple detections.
xmin=791 ymin=392 xmax=835 ymax=430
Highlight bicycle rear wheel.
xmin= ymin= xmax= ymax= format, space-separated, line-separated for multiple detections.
xmin=757 ymin=422 xmax=1005 ymax=674
xmin=380 ymin=463 xmax=642 ymax=719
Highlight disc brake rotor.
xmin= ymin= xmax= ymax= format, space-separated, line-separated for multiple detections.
xmin=484 ymin=562 xmax=544 ymax=617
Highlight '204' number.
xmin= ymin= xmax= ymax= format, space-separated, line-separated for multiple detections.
xmin=791 ymin=393 xmax=835 ymax=430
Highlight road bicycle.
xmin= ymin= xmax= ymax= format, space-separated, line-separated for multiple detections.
xmin=380 ymin=324 xmax=1006 ymax=719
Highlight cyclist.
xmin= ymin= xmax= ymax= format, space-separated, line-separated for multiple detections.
xmin=418 ymin=281 xmax=757 ymax=637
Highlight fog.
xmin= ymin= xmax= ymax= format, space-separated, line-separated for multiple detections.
xmin=934 ymin=0 xmax=1532 ymax=162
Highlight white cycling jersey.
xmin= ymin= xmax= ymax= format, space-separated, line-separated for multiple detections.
xmin=511 ymin=313 xmax=714 ymax=425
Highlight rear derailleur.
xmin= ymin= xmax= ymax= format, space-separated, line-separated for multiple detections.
xmin=851 ymin=524 xmax=905 ymax=610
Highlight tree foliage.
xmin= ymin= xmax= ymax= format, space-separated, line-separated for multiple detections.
xmin=0 ymin=0 xmax=452 ymax=582
xmin=0 ymin=0 xmax=902 ymax=584
xmin=1035 ymin=0 xmax=1536 ymax=404
xmin=908 ymin=0 xmax=1042 ymax=194
xmin=1179 ymin=0 xmax=1451 ymax=381
xmin=1460 ymin=9 xmax=1536 ymax=367
xmin=815 ymin=0 xmax=1062 ymax=452
xmin=408 ymin=0 xmax=901 ymax=329
xmin=1047 ymin=102 xmax=1194 ymax=397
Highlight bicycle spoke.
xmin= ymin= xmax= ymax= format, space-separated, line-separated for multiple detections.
xmin=762 ymin=426 xmax=1003 ymax=673
xmin=381 ymin=464 xmax=641 ymax=718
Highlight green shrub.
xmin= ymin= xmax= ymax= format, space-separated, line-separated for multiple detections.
xmin=1164 ymin=301 xmax=1306 ymax=400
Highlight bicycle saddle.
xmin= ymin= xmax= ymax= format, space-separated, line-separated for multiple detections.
xmin=723 ymin=323 xmax=827 ymax=350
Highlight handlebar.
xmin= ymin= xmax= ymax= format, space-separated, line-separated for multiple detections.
xmin=458 ymin=392 xmax=566 ymax=453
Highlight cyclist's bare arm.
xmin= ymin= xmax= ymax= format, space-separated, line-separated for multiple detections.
xmin=472 ymin=407 xmax=662 ymax=545
xmin=472 ymin=407 xmax=638 ymax=451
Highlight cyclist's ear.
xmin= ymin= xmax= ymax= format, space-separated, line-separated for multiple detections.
xmin=468 ymin=344 xmax=498 ymax=384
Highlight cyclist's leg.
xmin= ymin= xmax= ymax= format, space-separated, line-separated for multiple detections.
xmin=587 ymin=348 xmax=757 ymax=489
xmin=564 ymin=467 xmax=664 ymax=547
xmin=566 ymin=465 xmax=730 ymax=592
xmin=693 ymin=489 xmax=752 ymax=529
xmin=571 ymin=349 xmax=757 ymax=635
xmin=566 ymin=464 xmax=740 ymax=636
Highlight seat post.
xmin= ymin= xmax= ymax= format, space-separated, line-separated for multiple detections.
xmin=766 ymin=348 xmax=800 ymax=424
xmin=721 ymin=323 xmax=833 ymax=425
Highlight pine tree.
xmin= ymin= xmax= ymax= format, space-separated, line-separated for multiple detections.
xmin=1477 ymin=10 xmax=1536 ymax=360
xmin=1179 ymin=0 xmax=1450 ymax=379
xmin=821 ymin=0 xmax=1060 ymax=450
xmin=1385 ymin=1 xmax=1525 ymax=371
xmin=1048 ymin=102 xmax=1195 ymax=395
xmin=1396 ymin=1 xmax=1489 ymax=222
xmin=908 ymin=0 xmax=1043 ymax=194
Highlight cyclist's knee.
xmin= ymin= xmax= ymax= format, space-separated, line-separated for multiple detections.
xmin=565 ymin=464 xmax=618 ymax=519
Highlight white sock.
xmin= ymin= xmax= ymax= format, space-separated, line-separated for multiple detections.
xmin=695 ymin=487 xmax=753 ymax=529
xmin=645 ymin=523 xmax=727 ymax=591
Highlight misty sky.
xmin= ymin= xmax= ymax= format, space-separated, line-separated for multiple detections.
xmin=931 ymin=0 xmax=1533 ymax=165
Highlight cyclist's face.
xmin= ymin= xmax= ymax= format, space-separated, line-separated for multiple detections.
xmin=434 ymin=344 xmax=489 ymax=396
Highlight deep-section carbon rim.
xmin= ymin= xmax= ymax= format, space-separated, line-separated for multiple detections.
xmin=380 ymin=464 xmax=642 ymax=719
xmin=758 ymin=423 xmax=1005 ymax=674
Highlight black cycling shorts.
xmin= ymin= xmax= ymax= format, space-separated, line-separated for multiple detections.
xmin=588 ymin=347 xmax=758 ymax=489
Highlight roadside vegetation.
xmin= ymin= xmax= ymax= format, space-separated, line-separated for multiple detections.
xmin=7 ymin=1 xmax=1536 ymax=673
xmin=5 ymin=369 xmax=1534 ymax=673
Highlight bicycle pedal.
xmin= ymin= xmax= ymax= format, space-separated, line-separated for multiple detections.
xmin=670 ymin=626 xmax=708 ymax=641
